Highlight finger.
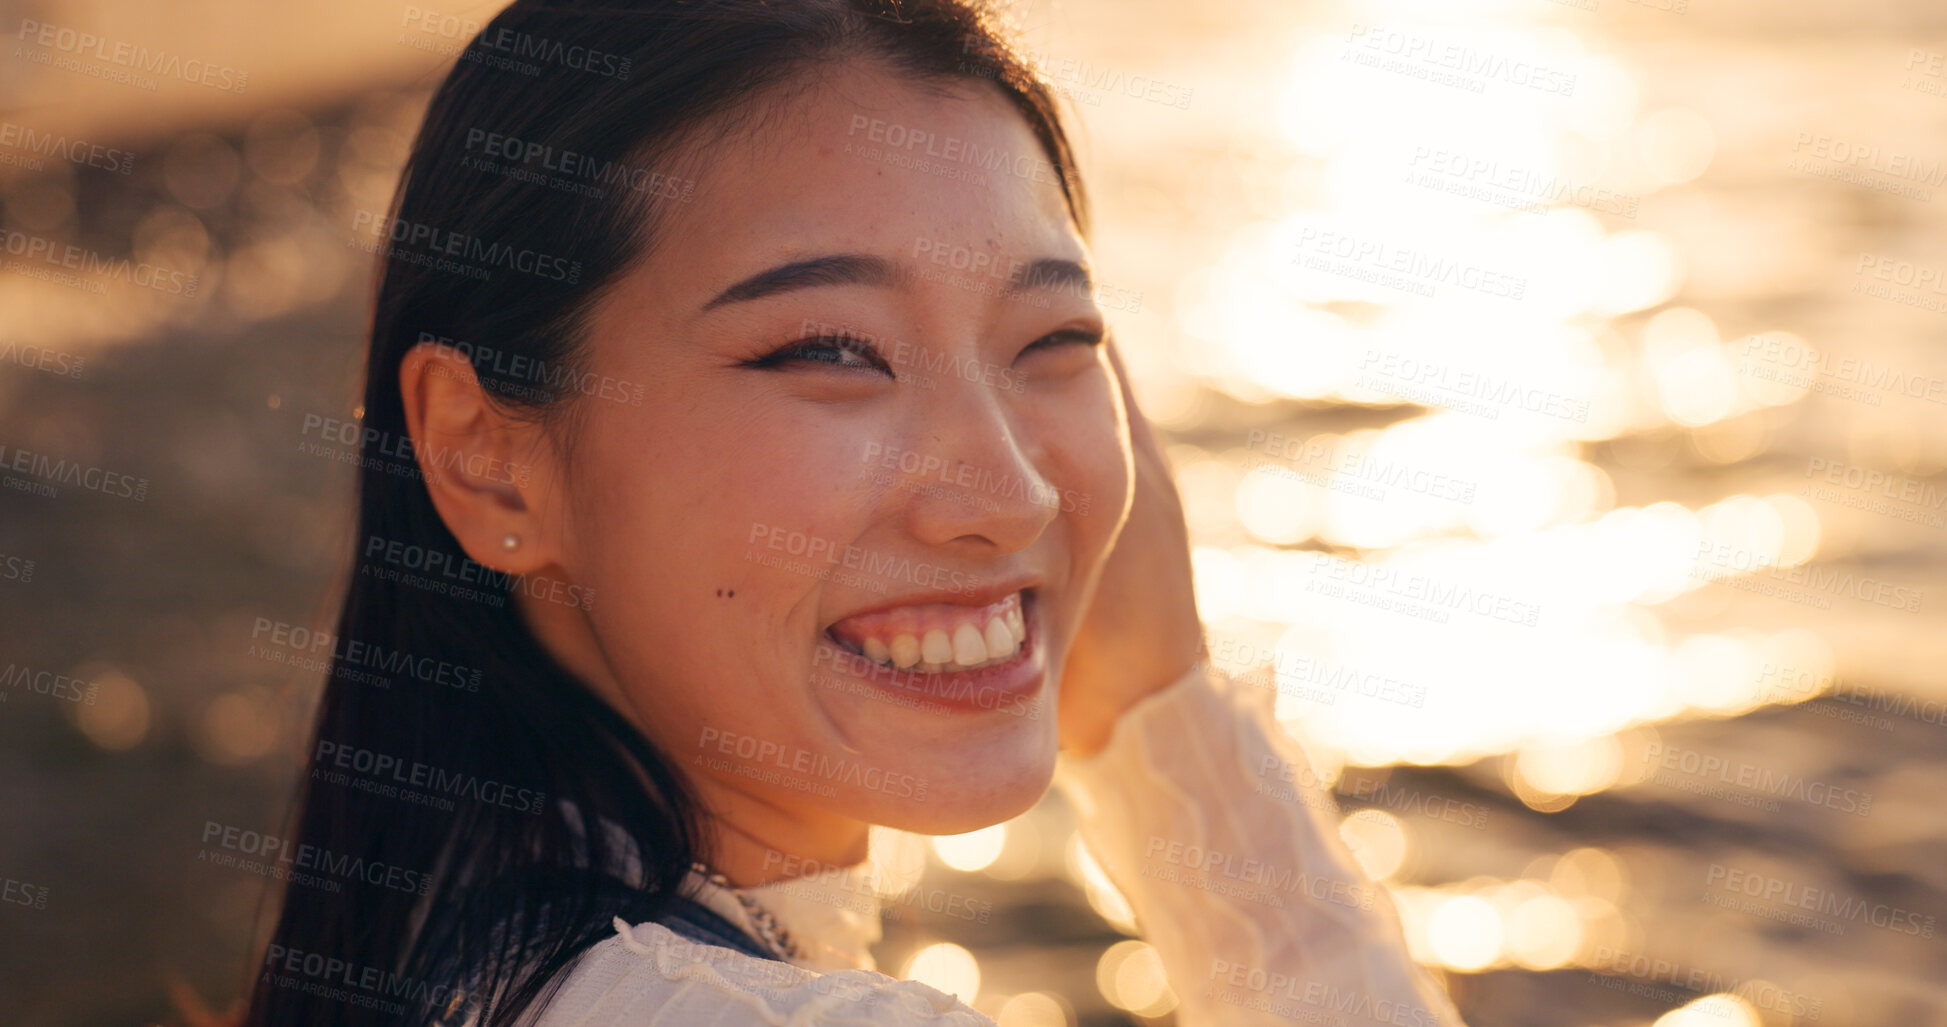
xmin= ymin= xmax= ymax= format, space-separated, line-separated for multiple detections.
xmin=1102 ymin=336 xmax=1166 ymax=461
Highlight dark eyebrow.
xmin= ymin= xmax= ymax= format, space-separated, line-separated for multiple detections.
xmin=702 ymin=254 xmax=896 ymax=310
xmin=1005 ymin=258 xmax=1093 ymax=298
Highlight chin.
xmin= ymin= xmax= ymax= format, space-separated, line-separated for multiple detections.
xmin=843 ymin=742 xmax=1058 ymax=836
xmin=802 ymin=585 xmax=1073 ymax=834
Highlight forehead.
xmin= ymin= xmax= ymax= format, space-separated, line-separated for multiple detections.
xmin=637 ymin=60 xmax=1082 ymax=305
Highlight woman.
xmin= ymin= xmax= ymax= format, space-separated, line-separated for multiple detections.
xmin=245 ymin=1 xmax=1466 ymax=1024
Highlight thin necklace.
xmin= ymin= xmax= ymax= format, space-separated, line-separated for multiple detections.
xmin=691 ymin=861 xmax=803 ymax=962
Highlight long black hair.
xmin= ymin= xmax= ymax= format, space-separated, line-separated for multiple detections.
xmin=244 ymin=1 xmax=1088 ymax=1023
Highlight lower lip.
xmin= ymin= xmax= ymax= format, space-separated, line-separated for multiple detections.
xmin=816 ymin=593 xmax=1045 ymax=714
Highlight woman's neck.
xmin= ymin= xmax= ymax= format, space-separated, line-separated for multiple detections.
xmin=695 ymin=779 xmax=873 ymax=888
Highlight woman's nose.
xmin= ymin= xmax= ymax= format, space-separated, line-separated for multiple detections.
xmin=887 ymin=387 xmax=1060 ymax=554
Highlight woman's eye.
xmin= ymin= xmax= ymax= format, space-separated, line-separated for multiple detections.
xmin=752 ymin=335 xmax=893 ymax=375
xmin=1023 ymin=327 xmax=1106 ymax=355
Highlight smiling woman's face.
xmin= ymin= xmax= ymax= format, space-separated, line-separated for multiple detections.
xmin=514 ymin=59 xmax=1134 ymax=869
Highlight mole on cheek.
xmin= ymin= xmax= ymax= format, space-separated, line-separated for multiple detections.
xmin=714 ymin=588 xmax=737 ymax=598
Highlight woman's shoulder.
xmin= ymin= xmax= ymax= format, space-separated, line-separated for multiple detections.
xmin=531 ymin=917 xmax=996 ymax=1026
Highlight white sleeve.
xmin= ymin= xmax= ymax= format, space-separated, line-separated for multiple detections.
xmin=531 ymin=918 xmax=997 ymax=1027
xmin=1053 ymin=660 xmax=1468 ymax=1027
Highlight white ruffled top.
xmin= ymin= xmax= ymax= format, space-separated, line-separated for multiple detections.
xmin=531 ymin=661 xmax=1468 ymax=1026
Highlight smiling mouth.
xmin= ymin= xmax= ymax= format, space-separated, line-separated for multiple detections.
xmin=825 ymin=590 xmax=1031 ymax=674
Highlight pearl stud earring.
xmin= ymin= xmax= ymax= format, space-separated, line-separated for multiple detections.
xmin=502 ymin=534 xmax=520 ymax=551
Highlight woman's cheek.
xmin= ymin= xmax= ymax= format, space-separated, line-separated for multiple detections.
xmin=1060 ymin=375 xmax=1133 ymax=530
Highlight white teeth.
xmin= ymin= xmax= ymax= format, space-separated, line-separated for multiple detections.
xmin=951 ymin=623 xmax=988 ymax=666
xmin=835 ymin=593 xmax=1029 ymax=674
xmin=921 ymin=629 xmax=954 ymax=665
xmin=983 ymin=616 xmax=1017 ymax=660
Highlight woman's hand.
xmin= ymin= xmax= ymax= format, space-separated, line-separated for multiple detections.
xmin=1058 ymin=341 xmax=1207 ymax=757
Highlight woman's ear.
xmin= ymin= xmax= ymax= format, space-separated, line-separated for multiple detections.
xmin=397 ymin=342 xmax=567 ymax=574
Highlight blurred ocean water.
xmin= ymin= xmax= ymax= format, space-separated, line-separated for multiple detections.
xmin=0 ymin=0 xmax=1942 ymax=1024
